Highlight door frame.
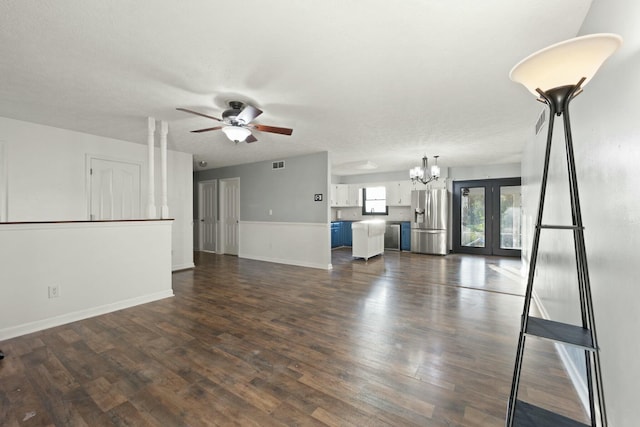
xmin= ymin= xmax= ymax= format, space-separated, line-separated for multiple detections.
xmin=198 ymin=179 xmax=218 ymax=252
xmin=219 ymin=177 xmax=240 ymax=255
xmin=452 ymin=177 xmax=521 ymax=257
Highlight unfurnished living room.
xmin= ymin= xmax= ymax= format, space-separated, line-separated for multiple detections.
xmin=1 ymin=1 xmax=639 ymax=426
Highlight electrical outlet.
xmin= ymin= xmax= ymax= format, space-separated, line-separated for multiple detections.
xmin=48 ymin=285 xmax=60 ymax=298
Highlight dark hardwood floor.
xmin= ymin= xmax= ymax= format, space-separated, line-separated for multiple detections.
xmin=0 ymin=249 xmax=587 ymax=426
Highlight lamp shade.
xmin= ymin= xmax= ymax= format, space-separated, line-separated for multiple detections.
xmin=510 ymin=33 xmax=623 ymax=96
xmin=222 ymin=126 xmax=252 ymax=142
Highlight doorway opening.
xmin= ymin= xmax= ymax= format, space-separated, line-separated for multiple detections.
xmin=452 ymin=177 xmax=521 ymax=257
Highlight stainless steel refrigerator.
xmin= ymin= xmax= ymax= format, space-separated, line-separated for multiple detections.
xmin=410 ymin=189 xmax=448 ymax=255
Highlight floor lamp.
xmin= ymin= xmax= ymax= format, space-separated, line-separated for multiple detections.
xmin=506 ymin=33 xmax=622 ymax=427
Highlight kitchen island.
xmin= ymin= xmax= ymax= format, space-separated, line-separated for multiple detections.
xmin=351 ymin=219 xmax=385 ymax=260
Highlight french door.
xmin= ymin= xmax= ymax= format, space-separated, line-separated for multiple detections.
xmin=452 ymin=177 xmax=521 ymax=257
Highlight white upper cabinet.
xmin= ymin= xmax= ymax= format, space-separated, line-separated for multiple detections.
xmin=331 ymin=184 xmax=362 ymax=207
xmin=386 ymin=181 xmax=412 ymax=206
xmin=398 ymin=181 xmax=412 ymax=205
xmin=348 ymin=185 xmax=362 ymax=207
xmin=330 ymin=184 xmax=343 ymax=207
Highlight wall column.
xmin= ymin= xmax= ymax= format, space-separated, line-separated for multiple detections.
xmin=160 ymin=121 xmax=169 ymax=219
xmin=146 ymin=117 xmax=156 ymax=219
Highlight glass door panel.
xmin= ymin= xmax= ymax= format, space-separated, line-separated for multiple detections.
xmin=461 ymin=187 xmax=485 ymax=248
xmin=499 ymin=186 xmax=522 ymax=250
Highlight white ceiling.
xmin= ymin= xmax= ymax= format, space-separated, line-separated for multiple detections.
xmin=0 ymin=1 xmax=592 ymax=175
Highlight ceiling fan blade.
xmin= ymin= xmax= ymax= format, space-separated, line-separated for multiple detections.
xmin=236 ymin=105 xmax=263 ymax=124
xmin=176 ymin=108 xmax=222 ymax=122
xmin=191 ymin=126 xmax=223 ymax=133
xmin=252 ymin=124 xmax=293 ymax=135
xmin=245 ymin=134 xmax=258 ymax=143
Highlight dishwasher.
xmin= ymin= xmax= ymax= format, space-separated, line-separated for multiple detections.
xmin=384 ymin=223 xmax=400 ymax=251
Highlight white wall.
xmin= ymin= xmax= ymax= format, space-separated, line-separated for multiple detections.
xmin=448 ymin=162 xmax=521 ymax=181
xmin=0 ymin=116 xmax=194 ymax=271
xmin=0 ymin=221 xmax=173 ymax=340
xmin=520 ymin=1 xmax=640 ymax=424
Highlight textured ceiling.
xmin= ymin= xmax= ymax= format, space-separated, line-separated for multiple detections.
xmin=0 ymin=1 xmax=592 ymax=175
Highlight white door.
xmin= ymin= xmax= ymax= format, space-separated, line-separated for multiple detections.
xmin=220 ymin=178 xmax=240 ymax=255
xmin=90 ymin=158 xmax=141 ymax=220
xmin=199 ymin=180 xmax=217 ymax=252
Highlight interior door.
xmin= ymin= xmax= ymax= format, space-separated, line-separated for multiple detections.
xmin=452 ymin=178 xmax=521 ymax=257
xmin=90 ymin=158 xmax=141 ymax=220
xmin=220 ymin=177 xmax=240 ymax=255
xmin=199 ymin=180 xmax=217 ymax=252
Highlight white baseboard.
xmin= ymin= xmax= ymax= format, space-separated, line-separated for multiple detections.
xmin=172 ymin=262 xmax=195 ymax=271
xmin=0 ymin=290 xmax=174 ymax=341
xmin=531 ymin=290 xmax=589 ymax=414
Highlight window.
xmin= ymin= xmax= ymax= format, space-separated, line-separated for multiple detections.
xmin=362 ymin=186 xmax=388 ymax=215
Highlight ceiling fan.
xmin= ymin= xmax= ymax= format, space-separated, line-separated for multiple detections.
xmin=177 ymin=101 xmax=293 ymax=143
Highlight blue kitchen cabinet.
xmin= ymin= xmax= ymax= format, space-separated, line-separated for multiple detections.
xmin=401 ymin=221 xmax=411 ymax=251
xmin=342 ymin=221 xmax=352 ymax=247
xmin=331 ymin=221 xmax=353 ymax=248
xmin=331 ymin=222 xmax=341 ymax=248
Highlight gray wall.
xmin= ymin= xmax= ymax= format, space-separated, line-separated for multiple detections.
xmin=195 ymin=151 xmax=329 ymax=223
xmin=521 ymin=1 xmax=640 ymax=424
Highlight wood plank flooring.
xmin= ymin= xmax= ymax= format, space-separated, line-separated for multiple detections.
xmin=0 ymin=249 xmax=588 ymax=426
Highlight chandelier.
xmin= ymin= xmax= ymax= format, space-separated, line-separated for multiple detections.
xmin=409 ymin=155 xmax=440 ymax=184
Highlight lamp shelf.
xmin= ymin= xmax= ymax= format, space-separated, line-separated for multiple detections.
xmin=524 ymin=317 xmax=595 ymax=351
xmin=538 ymin=224 xmax=584 ymax=230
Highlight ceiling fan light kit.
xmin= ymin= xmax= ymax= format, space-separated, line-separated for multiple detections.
xmin=222 ymin=126 xmax=252 ymax=142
